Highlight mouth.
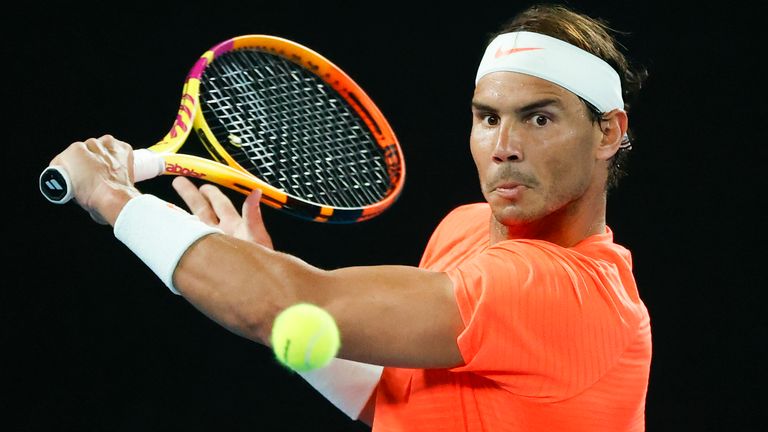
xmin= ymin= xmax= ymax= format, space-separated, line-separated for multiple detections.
xmin=491 ymin=182 xmax=528 ymax=200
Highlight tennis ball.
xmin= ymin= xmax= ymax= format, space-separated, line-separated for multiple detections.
xmin=271 ymin=303 xmax=340 ymax=372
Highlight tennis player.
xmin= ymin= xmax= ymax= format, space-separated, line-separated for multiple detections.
xmin=47 ymin=4 xmax=651 ymax=431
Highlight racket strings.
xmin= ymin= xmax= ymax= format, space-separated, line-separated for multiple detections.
xmin=201 ymin=49 xmax=391 ymax=208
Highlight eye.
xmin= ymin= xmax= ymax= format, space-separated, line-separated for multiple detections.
xmin=484 ymin=114 xmax=500 ymax=126
xmin=532 ymin=114 xmax=549 ymax=126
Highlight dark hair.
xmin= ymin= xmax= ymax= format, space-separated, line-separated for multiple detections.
xmin=491 ymin=3 xmax=648 ymax=190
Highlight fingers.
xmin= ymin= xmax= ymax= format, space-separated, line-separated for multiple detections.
xmin=242 ymin=188 xmax=264 ymax=222
xmin=48 ymin=135 xmax=139 ymax=225
xmin=199 ymin=183 xmax=241 ymax=222
xmin=70 ymin=135 xmax=133 ymax=179
xmin=85 ymin=136 xmax=120 ymax=171
xmin=171 ymin=177 xmax=241 ymax=229
xmin=172 ymin=177 xmax=219 ymax=225
xmin=242 ymin=188 xmax=274 ymax=249
xmin=170 ymin=177 xmax=273 ymax=247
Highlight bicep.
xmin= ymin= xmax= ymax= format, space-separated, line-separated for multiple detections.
xmin=315 ymin=265 xmax=465 ymax=369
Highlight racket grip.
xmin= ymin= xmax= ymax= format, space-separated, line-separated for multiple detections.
xmin=39 ymin=149 xmax=166 ymax=204
xmin=133 ymin=149 xmax=166 ymax=182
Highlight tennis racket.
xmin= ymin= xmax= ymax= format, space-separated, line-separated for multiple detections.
xmin=39 ymin=35 xmax=405 ymax=223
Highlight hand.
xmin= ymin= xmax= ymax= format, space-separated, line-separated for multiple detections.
xmin=172 ymin=177 xmax=274 ymax=249
xmin=48 ymin=135 xmax=141 ymax=225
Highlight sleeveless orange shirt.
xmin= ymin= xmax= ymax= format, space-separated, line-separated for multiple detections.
xmin=372 ymin=203 xmax=651 ymax=431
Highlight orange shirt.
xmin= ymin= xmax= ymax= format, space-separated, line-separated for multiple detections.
xmin=372 ymin=203 xmax=651 ymax=431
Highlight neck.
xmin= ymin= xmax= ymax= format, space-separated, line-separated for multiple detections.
xmin=489 ymin=188 xmax=607 ymax=248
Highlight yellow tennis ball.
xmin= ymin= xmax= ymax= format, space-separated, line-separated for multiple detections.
xmin=271 ymin=303 xmax=340 ymax=372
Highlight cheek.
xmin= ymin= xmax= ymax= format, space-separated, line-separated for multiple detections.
xmin=469 ymin=127 xmax=492 ymax=172
xmin=539 ymin=143 xmax=593 ymax=195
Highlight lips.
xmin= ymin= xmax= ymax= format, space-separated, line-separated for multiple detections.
xmin=491 ymin=182 xmax=528 ymax=200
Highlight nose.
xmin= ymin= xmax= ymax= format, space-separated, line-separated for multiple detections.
xmin=492 ymin=125 xmax=523 ymax=163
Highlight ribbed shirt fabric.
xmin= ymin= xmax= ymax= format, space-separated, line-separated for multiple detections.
xmin=372 ymin=203 xmax=651 ymax=431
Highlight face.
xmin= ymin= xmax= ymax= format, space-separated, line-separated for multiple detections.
xmin=470 ymin=71 xmax=605 ymax=228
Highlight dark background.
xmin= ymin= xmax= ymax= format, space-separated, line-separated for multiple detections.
xmin=3 ymin=1 xmax=763 ymax=431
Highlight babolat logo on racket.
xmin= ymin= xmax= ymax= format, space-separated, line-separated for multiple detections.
xmin=170 ymin=94 xmax=196 ymax=139
xmin=165 ymin=163 xmax=205 ymax=178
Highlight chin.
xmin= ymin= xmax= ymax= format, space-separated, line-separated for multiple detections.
xmin=488 ymin=200 xmax=537 ymax=227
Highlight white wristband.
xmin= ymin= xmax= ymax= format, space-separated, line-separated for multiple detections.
xmin=114 ymin=194 xmax=223 ymax=294
xmin=298 ymin=358 xmax=383 ymax=419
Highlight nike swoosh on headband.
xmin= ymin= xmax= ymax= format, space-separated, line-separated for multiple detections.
xmin=494 ymin=47 xmax=542 ymax=58
xmin=477 ymin=32 xmax=624 ymax=113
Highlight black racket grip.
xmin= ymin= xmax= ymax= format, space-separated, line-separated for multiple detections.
xmin=40 ymin=166 xmax=74 ymax=204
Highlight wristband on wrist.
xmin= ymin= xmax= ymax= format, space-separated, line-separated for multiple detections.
xmin=113 ymin=194 xmax=223 ymax=294
xmin=298 ymin=358 xmax=383 ymax=419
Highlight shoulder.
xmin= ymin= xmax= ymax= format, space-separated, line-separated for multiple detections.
xmin=426 ymin=203 xmax=491 ymax=244
xmin=456 ymin=231 xmax=637 ymax=304
xmin=419 ymin=203 xmax=490 ymax=269
xmin=491 ymin=228 xmax=631 ymax=271
xmin=436 ymin=202 xmax=490 ymax=230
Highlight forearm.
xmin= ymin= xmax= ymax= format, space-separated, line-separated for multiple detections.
xmin=175 ymin=234 xmax=462 ymax=367
xmin=113 ymin=193 xmax=463 ymax=368
xmin=108 ymin=191 xmax=385 ymax=421
xmin=177 ymin=237 xmax=386 ymax=421
xmin=173 ymin=233 xmax=324 ymax=345
xmin=107 ymin=190 xmax=314 ymax=345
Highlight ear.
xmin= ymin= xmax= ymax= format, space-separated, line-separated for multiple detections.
xmin=596 ymin=109 xmax=628 ymax=161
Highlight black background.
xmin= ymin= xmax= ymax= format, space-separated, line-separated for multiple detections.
xmin=3 ymin=1 xmax=764 ymax=431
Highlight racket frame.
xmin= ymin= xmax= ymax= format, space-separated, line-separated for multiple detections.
xmin=148 ymin=35 xmax=405 ymax=223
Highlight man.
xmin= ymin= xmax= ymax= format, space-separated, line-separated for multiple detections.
xmin=46 ymin=4 xmax=651 ymax=431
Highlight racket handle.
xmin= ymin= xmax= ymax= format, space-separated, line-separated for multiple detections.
xmin=133 ymin=149 xmax=166 ymax=182
xmin=39 ymin=166 xmax=74 ymax=204
xmin=39 ymin=149 xmax=166 ymax=204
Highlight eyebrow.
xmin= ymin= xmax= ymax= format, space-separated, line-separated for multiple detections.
xmin=471 ymin=98 xmax=564 ymax=115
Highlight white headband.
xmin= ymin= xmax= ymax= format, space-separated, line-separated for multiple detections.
xmin=475 ymin=31 xmax=624 ymax=113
